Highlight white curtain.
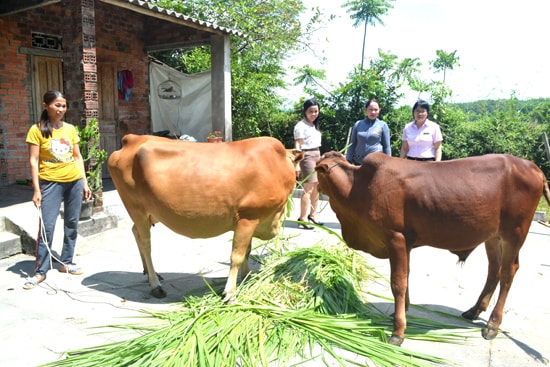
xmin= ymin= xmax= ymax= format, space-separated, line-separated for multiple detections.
xmin=149 ymin=60 xmax=212 ymax=141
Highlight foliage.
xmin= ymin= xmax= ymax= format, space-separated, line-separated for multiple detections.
xmin=311 ymin=50 xmax=422 ymax=153
xmin=453 ymin=97 xmax=550 ymax=123
xmin=262 ymin=108 xmax=299 ymax=149
xmin=152 ymin=0 xmax=312 ymax=141
xmin=537 ymin=196 xmax=550 ymax=216
xmin=530 ymin=100 xmax=550 ymax=124
xmin=441 ymin=98 xmax=550 ymax=176
xmin=150 ymin=1 xmax=550 ymax=178
xmin=76 ymin=118 xmax=107 ymax=198
xmin=42 ymin=243 xmax=477 ymax=367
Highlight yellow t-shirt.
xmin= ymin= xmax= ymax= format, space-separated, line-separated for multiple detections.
xmin=26 ymin=122 xmax=83 ymax=182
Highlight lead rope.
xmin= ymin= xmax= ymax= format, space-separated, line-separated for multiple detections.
xmin=36 ymin=204 xmax=67 ymax=270
xmin=21 ymin=205 xmax=67 ymax=289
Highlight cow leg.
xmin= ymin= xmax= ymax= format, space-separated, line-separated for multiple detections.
xmin=483 ymin=240 xmax=521 ymax=340
xmin=223 ymin=219 xmax=256 ymax=303
xmin=132 ymin=222 xmax=166 ymax=298
xmin=387 ymin=233 xmax=410 ymax=346
xmin=462 ymin=238 xmax=501 ymax=321
xmin=240 ymin=241 xmax=252 ymax=280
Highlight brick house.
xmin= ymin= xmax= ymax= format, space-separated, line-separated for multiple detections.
xmin=0 ymin=0 xmax=239 ymax=186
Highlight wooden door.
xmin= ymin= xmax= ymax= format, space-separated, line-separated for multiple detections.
xmin=98 ymin=64 xmax=118 ymax=178
xmin=32 ymin=56 xmax=63 ymax=122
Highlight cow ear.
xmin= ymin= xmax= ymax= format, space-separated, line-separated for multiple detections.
xmin=315 ymin=161 xmax=328 ymax=175
xmin=291 ymin=149 xmax=304 ymax=163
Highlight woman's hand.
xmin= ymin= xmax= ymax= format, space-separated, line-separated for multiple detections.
xmin=83 ymin=181 xmax=92 ymax=202
xmin=32 ymin=190 xmax=42 ymax=208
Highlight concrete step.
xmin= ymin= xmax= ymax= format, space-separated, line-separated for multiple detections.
xmin=534 ymin=211 xmax=547 ymax=222
xmin=0 ymin=231 xmax=21 ymax=259
xmin=0 ymin=215 xmax=36 ymax=257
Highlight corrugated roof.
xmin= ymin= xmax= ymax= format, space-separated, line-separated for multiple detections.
xmin=102 ymin=0 xmax=243 ymax=37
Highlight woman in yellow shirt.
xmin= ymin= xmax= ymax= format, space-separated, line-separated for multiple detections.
xmin=23 ymin=90 xmax=91 ymax=290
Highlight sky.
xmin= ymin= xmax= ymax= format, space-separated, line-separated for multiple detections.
xmin=282 ymin=0 xmax=550 ymax=106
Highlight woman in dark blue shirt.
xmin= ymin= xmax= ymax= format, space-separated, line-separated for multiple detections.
xmin=346 ymin=99 xmax=391 ymax=165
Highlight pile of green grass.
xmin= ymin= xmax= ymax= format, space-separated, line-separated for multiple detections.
xmin=42 ymin=241 xmax=478 ymax=367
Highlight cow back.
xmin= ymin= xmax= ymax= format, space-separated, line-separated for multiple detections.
xmin=316 ymin=152 xmax=545 ymax=257
xmin=108 ymin=134 xmax=296 ymax=238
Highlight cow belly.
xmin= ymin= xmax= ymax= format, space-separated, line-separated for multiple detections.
xmin=413 ymin=226 xmax=499 ymax=251
xmin=155 ymin=214 xmax=234 ymax=238
xmin=254 ymin=206 xmax=287 ymax=240
xmin=149 ymin=205 xmax=286 ymax=240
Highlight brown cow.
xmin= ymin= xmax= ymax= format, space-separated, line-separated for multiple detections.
xmin=315 ymin=151 xmax=550 ymax=346
xmin=108 ymin=134 xmax=303 ymax=302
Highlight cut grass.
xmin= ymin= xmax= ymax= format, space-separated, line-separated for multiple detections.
xmin=40 ymin=241 xmax=479 ymax=367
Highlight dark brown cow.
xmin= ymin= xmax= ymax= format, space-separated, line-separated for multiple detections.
xmin=315 ymin=151 xmax=550 ymax=346
xmin=108 ymin=134 xmax=303 ymax=302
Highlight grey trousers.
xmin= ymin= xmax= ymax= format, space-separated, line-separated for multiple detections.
xmin=34 ymin=179 xmax=84 ymax=276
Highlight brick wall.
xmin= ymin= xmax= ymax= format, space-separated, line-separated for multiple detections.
xmin=0 ymin=1 xmax=152 ymax=185
xmin=96 ymin=3 xmax=150 ymax=135
xmin=0 ymin=12 xmax=47 ymax=185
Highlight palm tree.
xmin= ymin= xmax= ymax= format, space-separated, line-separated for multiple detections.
xmin=343 ymin=0 xmax=395 ymax=71
xmin=430 ymin=49 xmax=460 ymax=83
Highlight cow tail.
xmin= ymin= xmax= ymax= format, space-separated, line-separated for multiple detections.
xmin=542 ymin=173 xmax=550 ymax=206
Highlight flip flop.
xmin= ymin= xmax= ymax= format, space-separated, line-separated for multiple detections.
xmin=59 ymin=264 xmax=84 ymax=275
xmin=23 ymin=274 xmax=45 ymax=290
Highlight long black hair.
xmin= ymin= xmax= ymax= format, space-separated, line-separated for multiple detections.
xmin=38 ymin=90 xmax=66 ymax=138
xmin=303 ymin=98 xmax=320 ymax=130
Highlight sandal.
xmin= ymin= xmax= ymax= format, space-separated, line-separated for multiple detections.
xmin=23 ymin=274 xmax=45 ymax=290
xmin=297 ymin=218 xmax=314 ymax=230
xmin=59 ymin=264 xmax=84 ymax=275
xmin=308 ymin=215 xmax=324 ymax=226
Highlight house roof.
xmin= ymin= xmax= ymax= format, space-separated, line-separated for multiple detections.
xmin=103 ymin=0 xmax=244 ymax=37
xmin=0 ymin=0 xmax=243 ymax=37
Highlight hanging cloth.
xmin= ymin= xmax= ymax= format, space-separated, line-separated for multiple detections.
xmin=117 ymin=70 xmax=134 ymax=101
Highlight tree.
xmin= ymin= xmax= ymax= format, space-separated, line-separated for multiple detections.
xmin=152 ymin=0 xmax=313 ymax=140
xmin=291 ymin=65 xmax=331 ymax=96
xmin=529 ymin=100 xmax=550 ymax=124
xmin=430 ymin=49 xmax=460 ymax=83
xmin=343 ymin=0 xmax=394 ymax=71
xmin=316 ymin=50 xmax=422 ymax=153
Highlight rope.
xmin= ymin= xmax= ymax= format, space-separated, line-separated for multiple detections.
xmin=36 ymin=204 xmax=67 ymax=270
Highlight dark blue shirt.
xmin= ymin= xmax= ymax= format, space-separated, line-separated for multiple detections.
xmin=346 ymin=118 xmax=391 ymax=164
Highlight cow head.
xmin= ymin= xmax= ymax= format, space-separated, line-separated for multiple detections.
xmin=315 ymin=151 xmax=350 ymax=196
xmin=315 ymin=151 xmax=347 ymax=175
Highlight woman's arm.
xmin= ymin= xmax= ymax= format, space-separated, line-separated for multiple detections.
xmin=345 ymin=124 xmax=357 ymax=162
xmin=73 ymin=143 xmax=92 ymax=201
xmin=382 ymin=123 xmax=391 ymax=156
xmin=294 ymin=138 xmax=303 ymax=151
xmin=28 ymin=144 xmax=41 ymax=207
xmin=433 ymin=141 xmax=442 ymax=161
xmin=400 ymin=140 xmax=409 ymax=158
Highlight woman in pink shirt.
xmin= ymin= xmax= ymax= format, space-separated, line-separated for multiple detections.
xmin=399 ymin=100 xmax=443 ymax=161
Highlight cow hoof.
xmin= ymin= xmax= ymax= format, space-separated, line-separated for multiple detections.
xmin=151 ymin=286 xmax=167 ymax=298
xmin=461 ymin=308 xmax=476 ymax=320
xmin=482 ymin=325 xmax=498 ymax=340
xmin=388 ymin=335 xmax=404 ymax=346
xmin=222 ymin=294 xmax=236 ymax=304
